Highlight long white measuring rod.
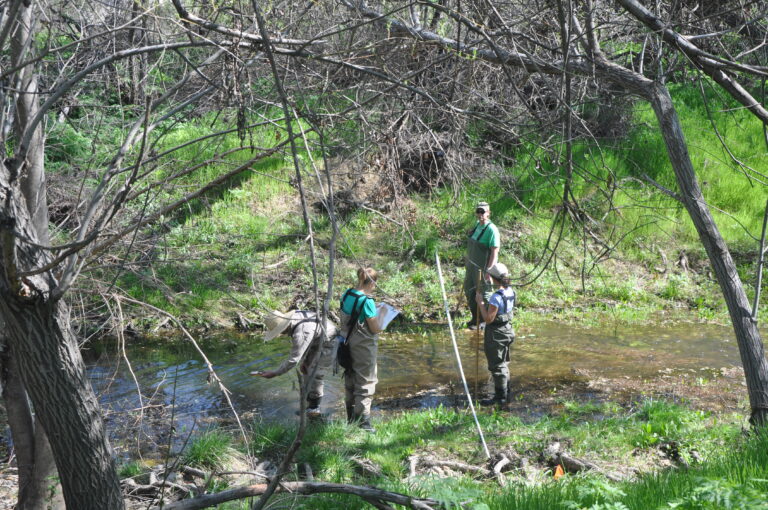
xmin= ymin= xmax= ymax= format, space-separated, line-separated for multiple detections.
xmin=434 ymin=250 xmax=490 ymax=459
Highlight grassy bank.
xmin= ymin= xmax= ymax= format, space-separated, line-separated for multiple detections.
xmin=83 ymin=82 xmax=768 ymax=332
xmin=126 ymin=399 xmax=768 ymax=509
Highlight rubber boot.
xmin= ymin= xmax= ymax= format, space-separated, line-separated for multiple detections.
xmin=306 ymin=397 xmax=321 ymax=418
xmin=358 ymin=414 xmax=376 ymax=433
xmin=480 ymin=388 xmax=507 ymax=407
xmin=346 ymin=405 xmax=355 ymax=424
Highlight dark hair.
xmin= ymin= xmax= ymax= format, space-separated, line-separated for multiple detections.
xmin=490 ymin=273 xmax=511 ymax=287
xmin=357 ymin=267 xmax=378 ymax=285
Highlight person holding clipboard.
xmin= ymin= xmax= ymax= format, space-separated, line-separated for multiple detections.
xmin=338 ymin=267 xmax=385 ymax=432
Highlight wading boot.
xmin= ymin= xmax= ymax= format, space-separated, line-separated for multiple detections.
xmin=358 ymin=414 xmax=376 ymax=433
xmin=480 ymin=391 xmax=507 ymax=407
xmin=346 ymin=405 xmax=355 ymax=424
xmin=306 ymin=397 xmax=321 ymax=418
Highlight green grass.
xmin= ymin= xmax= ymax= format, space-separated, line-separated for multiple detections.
xmin=79 ymin=81 xmax=768 ymax=332
xmin=117 ymin=460 xmax=143 ymax=479
xmin=116 ymin=399 xmax=761 ymax=509
xmin=182 ymin=428 xmax=242 ymax=470
xmin=234 ymin=400 xmax=754 ymax=509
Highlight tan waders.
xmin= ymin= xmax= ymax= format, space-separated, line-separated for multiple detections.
xmin=339 ymin=304 xmax=379 ymax=432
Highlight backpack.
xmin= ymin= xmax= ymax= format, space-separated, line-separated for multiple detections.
xmin=492 ymin=288 xmax=515 ymax=323
xmin=337 ymin=290 xmax=368 ymax=371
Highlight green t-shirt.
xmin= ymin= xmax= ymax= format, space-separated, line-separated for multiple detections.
xmin=340 ymin=288 xmax=377 ymax=323
xmin=469 ymin=221 xmax=500 ymax=248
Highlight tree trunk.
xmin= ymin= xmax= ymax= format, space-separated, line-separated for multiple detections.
xmin=0 ymin=1 xmax=125 ymax=507
xmin=648 ymin=84 xmax=768 ymax=425
xmin=0 ymin=299 xmax=124 ymax=509
xmin=0 ymin=346 xmax=62 ymax=509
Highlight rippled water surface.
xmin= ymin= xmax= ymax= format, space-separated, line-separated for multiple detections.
xmin=86 ymin=319 xmax=746 ymax=447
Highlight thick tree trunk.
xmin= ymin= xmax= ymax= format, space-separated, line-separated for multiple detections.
xmin=0 ymin=1 xmax=124 ymax=507
xmin=0 ymin=346 xmax=62 ymax=509
xmin=648 ymin=84 xmax=768 ymax=424
xmin=0 ymin=299 xmax=124 ymax=509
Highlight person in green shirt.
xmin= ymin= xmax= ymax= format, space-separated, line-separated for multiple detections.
xmin=339 ymin=267 xmax=382 ymax=432
xmin=463 ymin=201 xmax=500 ymax=329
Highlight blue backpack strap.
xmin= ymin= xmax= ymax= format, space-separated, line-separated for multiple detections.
xmin=492 ymin=289 xmax=507 ymax=315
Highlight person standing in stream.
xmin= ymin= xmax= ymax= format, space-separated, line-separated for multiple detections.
xmin=463 ymin=201 xmax=500 ymax=329
xmin=251 ymin=310 xmax=338 ymax=418
xmin=475 ymin=262 xmax=516 ymax=406
xmin=339 ymin=267 xmax=382 ymax=432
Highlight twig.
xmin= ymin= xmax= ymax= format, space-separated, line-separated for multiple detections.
xmin=752 ymin=198 xmax=768 ymax=321
xmin=117 ymin=295 xmax=248 ymax=445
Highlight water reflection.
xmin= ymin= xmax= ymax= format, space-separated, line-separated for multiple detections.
xmin=86 ymin=320 xmax=745 ymax=451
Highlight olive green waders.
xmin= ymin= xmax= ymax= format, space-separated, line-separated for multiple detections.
xmin=464 ymin=231 xmax=492 ymax=324
xmin=483 ymin=320 xmax=515 ymax=402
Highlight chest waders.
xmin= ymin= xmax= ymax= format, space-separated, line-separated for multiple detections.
xmin=483 ymin=289 xmax=516 ymax=405
xmin=464 ymin=223 xmax=492 ymax=324
xmin=293 ymin=314 xmax=334 ymax=416
xmin=339 ymin=290 xmax=377 ymax=430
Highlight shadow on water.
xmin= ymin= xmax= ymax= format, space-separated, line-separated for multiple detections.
xmin=85 ymin=320 xmax=747 ymax=456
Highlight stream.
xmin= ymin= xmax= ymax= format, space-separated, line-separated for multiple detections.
xmin=84 ymin=319 xmax=749 ymax=458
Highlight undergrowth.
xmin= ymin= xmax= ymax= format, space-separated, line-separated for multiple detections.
xmin=157 ymin=400 xmax=761 ymax=509
xmin=73 ymin=82 xmax=768 ymax=331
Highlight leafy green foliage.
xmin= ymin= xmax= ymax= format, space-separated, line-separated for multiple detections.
xmin=117 ymin=461 xmax=143 ymax=479
xmin=666 ymin=478 xmax=768 ymax=509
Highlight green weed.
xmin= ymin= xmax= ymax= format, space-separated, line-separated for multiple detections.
xmin=118 ymin=461 xmax=143 ymax=479
xmin=183 ymin=428 xmax=241 ymax=470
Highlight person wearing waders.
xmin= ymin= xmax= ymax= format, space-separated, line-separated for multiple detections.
xmin=475 ymin=262 xmax=516 ymax=406
xmin=339 ymin=267 xmax=382 ymax=432
xmin=463 ymin=201 xmax=500 ymax=330
xmin=251 ymin=310 xmax=338 ymax=418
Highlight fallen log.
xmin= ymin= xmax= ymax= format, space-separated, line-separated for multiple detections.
xmin=419 ymin=457 xmax=490 ymax=476
xmin=544 ymin=442 xmax=624 ymax=482
xmin=150 ymin=481 xmax=441 ymax=510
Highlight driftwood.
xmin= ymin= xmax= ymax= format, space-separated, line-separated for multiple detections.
xmin=123 ymin=477 xmax=194 ymax=497
xmin=352 ymin=457 xmax=383 ymax=477
xmin=544 ymin=442 xmax=623 ymax=482
xmin=123 ymin=464 xmax=278 ymax=505
xmin=149 ymin=481 xmax=442 ymax=510
xmin=492 ymin=455 xmax=512 ymax=487
xmin=408 ymin=455 xmax=489 ymax=478
xmin=408 ymin=454 xmax=512 ymax=486
xmin=180 ymin=466 xmax=207 ymax=479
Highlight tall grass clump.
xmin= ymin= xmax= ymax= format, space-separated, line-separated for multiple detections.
xmin=182 ymin=428 xmax=242 ymax=470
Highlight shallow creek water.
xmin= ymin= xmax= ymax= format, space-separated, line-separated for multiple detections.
xmin=84 ymin=319 xmax=746 ymax=455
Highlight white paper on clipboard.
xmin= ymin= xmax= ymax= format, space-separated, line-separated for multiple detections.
xmin=376 ymin=303 xmax=400 ymax=330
